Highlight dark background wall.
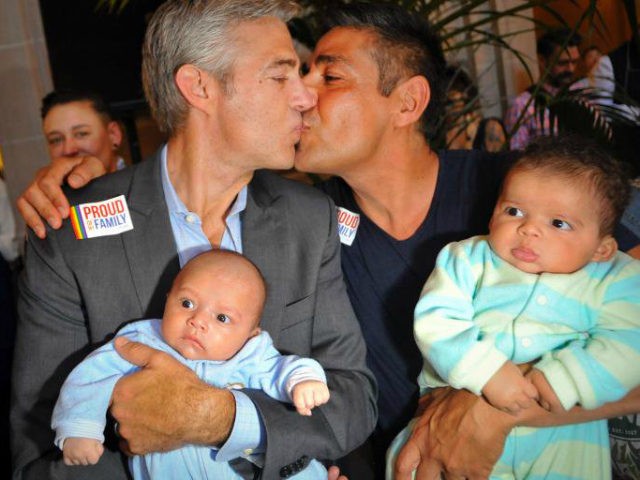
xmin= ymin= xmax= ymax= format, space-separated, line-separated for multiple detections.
xmin=38 ymin=0 xmax=163 ymax=104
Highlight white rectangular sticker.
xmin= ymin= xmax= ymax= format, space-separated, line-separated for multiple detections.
xmin=336 ymin=206 xmax=360 ymax=246
xmin=69 ymin=195 xmax=134 ymax=239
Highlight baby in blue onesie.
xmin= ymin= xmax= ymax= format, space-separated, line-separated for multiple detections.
xmin=388 ymin=134 xmax=640 ymax=479
xmin=52 ymin=249 xmax=330 ymax=479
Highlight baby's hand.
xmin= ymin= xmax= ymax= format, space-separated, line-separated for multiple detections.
xmin=482 ymin=361 xmax=539 ymax=414
xmin=62 ymin=437 xmax=104 ymax=466
xmin=526 ymin=368 xmax=565 ymax=413
xmin=292 ymin=380 xmax=330 ymax=416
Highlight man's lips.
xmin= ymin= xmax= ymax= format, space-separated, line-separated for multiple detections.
xmin=298 ymin=122 xmax=311 ymax=134
xmin=511 ymin=246 xmax=538 ymax=263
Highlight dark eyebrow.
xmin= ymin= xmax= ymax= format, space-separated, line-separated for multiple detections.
xmin=314 ymin=54 xmax=349 ymax=66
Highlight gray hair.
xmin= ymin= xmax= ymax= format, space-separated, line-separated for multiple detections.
xmin=142 ymin=0 xmax=300 ymax=135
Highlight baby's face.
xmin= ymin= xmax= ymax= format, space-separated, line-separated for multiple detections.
xmin=162 ymin=260 xmax=262 ymax=361
xmin=488 ymin=168 xmax=613 ymax=274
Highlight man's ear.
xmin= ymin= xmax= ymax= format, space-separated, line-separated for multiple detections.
xmin=592 ymin=235 xmax=617 ymax=262
xmin=175 ymin=64 xmax=215 ymax=111
xmin=394 ymin=75 xmax=430 ymax=128
xmin=107 ymin=121 xmax=123 ymax=149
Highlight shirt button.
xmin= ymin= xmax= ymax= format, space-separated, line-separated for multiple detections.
xmin=521 ymin=337 xmax=532 ymax=348
xmin=186 ymin=213 xmax=196 ymax=223
xmin=243 ymin=448 xmax=253 ymax=456
xmin=536 ymin=295 xmax=548 ymax=305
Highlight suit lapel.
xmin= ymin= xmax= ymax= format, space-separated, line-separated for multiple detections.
xmin=243 ymin=171 xmax=288 ymax=338
xmin=121 ymin=154 xmax=180 ymax=317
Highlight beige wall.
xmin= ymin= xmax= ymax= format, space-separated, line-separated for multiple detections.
xmin=0 ymin=0 xmax=52 ymax=243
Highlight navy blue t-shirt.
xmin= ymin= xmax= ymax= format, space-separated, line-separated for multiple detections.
xmin=319 ymin=150 xmax=512 ymax=459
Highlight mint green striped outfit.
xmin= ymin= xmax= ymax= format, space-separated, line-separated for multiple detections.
xmin=388 ymin=236 xmax=640 ymax=479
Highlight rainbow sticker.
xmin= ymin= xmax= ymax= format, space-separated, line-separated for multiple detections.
xmin=69 ymin=195 xmax=134 ymax=240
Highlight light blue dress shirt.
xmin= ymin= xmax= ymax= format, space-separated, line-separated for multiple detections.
xmin=160 ymin=145 xmax=265 ymax=461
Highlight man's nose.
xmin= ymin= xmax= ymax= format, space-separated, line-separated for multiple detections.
xmin=293 ymin=77 xmax=317 ymax=112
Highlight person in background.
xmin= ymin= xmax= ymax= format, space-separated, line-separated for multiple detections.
xmin=442 ymin=65 xmax=482 ymax=150
xmin=582 ymin=45 xmax=603 ymax=77
xmin=11 ymin=1 xmax=375 ymax=479
xmin=443 ymin=65 xmax=507 ymax=153
xmin=41 ymin=90 xmax=126 ymax=172
xmin=582 ymin=45 xmax=640 ymax=123
xmin=53 ymin=249 xmax=330 ymax=479
xmin=472 ymin=117 xmax=508 ymax=153
xmin=504 ymin=28 xmax=585 ymax=150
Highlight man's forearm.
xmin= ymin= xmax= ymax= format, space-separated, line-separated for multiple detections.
xmin=515 ymin=386 xmax=640 ymax=428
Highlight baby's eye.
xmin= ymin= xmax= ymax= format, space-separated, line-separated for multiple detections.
xmin=217 ymin=314 xmax=230 ymax=323
xmin=505 ymin=206 xmax=524 ymax=217
xmin=551 ymin=219 xmax=572 ymax=230
xmin=181 ymin=299 xmax=194 ymax=309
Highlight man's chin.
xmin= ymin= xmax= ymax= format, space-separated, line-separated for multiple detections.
xmin=293 ymin=157 xmax=309 ymax=173
xmin=549 ymin=76 xmax=573 ymax=89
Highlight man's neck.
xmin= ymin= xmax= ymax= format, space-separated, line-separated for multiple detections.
xmin=165 ymin=134 xmax=253 ymax=246
xmin=342 ymin=135 xmax=439 ymax=241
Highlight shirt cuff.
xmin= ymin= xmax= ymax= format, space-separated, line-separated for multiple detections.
xmin=535 ymin=356 xmax=580 ymax=410
xmin=213 ymin=390 xmax=266 ymax=462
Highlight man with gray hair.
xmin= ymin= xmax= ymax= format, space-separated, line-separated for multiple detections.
xmin=10 ymin=1 xmax=376 ymax=479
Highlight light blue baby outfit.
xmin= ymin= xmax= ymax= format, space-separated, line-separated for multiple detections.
xmin=52 ymin=319 xmax=328 ymax=479
xmin=388 ymin=236 xmax=640 ymax=480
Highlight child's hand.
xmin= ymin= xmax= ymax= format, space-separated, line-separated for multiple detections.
xmin=526 ymin=368 xmax=565 ymax=413
xmin=482 ymin=361 xmax=539 ymax=414
xmin=62 ymin=437 xmax=104 ymax=466
xmin=292 ymin=380 xmax=330 ymax=416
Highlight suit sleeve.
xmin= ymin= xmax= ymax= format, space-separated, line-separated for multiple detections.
xmin=414 ymin=240 xmax=508 ymax=395
xmin=11 ymin=229 xmax=128 ymax=480
xmin=243 ymin=195 xmax=377 ymax=478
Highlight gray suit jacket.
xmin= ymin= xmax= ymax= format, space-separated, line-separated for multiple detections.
xmin=11 ymin=152 xmax=377 ymax=479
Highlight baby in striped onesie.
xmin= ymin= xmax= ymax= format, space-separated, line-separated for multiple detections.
xmin=388 ymin=134 xmax=640 ymax=479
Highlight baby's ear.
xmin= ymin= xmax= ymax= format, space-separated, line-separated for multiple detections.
xmin=592 ymin=235 xmax=617 ymax=262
